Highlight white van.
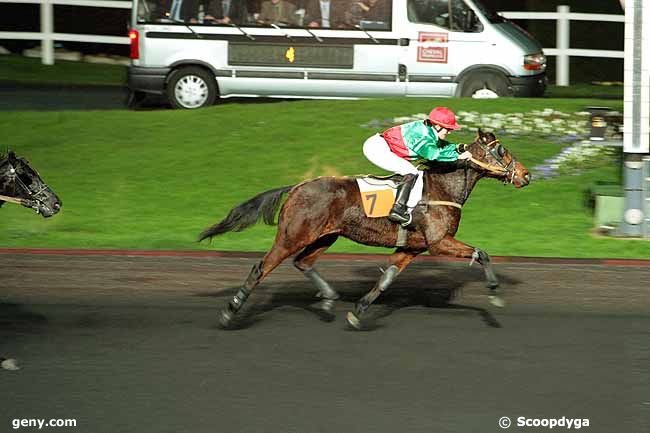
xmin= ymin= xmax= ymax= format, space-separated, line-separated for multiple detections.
xmin=127 ymin=0 xmax=547 ymax=109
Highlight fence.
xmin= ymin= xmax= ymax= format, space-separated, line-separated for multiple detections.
xmin=0 ymin=2 xmax=625 ymax=86
xmin=499 ymin=6 xmax=625 ymax=86
xmin=0 ymin=0 xmax=132 ymax=65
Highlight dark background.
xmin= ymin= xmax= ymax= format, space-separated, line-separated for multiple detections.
xmin=0 ymin=0 xmax=626 ymax=83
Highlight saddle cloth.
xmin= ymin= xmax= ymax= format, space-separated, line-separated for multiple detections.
xmin=356 ymin=175 xmax=402 ymax=218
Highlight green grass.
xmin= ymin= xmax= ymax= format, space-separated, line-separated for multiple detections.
xmin=545 ymin=83 xmax=623 ymax=99
xmin=0 ymin=55 xmax=127 ymax=87
xmin=2 ymin=97 xmax=642 ymax=258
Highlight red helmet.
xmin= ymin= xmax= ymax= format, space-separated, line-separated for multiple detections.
xmin=429 ymin=107 xmax=461 ymax=130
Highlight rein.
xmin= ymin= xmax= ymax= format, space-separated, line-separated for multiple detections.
xmin=0 ymin=194 xmax=30 ymax=206
xmin=424 ymin=200 xmax=462 ymax=209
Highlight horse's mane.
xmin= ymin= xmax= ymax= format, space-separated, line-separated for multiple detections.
xmin=418 ymin=159 xmax=463 ymax=174
xmin=0 ymin=149 xmax=13 ymax=161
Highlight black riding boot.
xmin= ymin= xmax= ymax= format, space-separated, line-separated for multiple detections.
xmin=388 ymin=173 xmax=417 ymax=226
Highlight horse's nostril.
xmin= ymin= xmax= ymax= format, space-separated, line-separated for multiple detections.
xmin=524 ymin=173 xmax=531 ymax=182
xmin=53 ymin=202 xmax=61 ymax=210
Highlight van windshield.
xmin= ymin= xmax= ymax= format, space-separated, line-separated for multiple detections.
xmin=469 ymin=0 xmax=505 ymax=24
xmin=135 ymin=0 xmax=393 ymax=31
xmin=407 ymin=0 xmax=483 ymax=32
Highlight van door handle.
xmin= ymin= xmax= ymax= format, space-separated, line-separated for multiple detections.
xmin=399 ymin=64 xmax=407 ymax=81
xmin=399 ymin=38 xmax=410 ymax=46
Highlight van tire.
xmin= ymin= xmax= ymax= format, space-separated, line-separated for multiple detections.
xmin=457 ymin=71 xmax=512 ymax=98
xmin=166 ymin=66 xmax=217 ymax=109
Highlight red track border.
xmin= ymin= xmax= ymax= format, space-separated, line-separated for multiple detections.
xmin=0 ymin=248 xmax=649 ymax=267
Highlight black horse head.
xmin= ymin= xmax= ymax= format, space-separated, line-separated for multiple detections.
xmin=0 ymin=150 xmax=62 ymax=217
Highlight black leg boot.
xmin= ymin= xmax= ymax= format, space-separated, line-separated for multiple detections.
xmin=388 ymin=173 xmax=417 ymax=226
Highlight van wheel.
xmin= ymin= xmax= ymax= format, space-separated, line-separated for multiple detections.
xmin=458 ymin=71 xmax=512 ymax=98
xmin=167 ymin=67 xmax=217 ymax=109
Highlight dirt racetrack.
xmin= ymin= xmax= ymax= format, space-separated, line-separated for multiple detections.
xmin=1 ymin=250 xmax=649 ymax=433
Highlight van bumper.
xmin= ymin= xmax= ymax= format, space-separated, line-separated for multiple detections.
xmin=127 ymin=66 xmax=170 ymax=95
xmin=510 ymin=73 xmax=547 ymax=97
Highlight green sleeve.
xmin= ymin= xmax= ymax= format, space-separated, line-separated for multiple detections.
xmin=413 ymin=141 xmax=441 ymax=160
xmin=436 ymin=141 xmax=460 ymax=162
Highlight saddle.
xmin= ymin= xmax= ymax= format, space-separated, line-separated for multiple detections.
xmin=356 ymin=173 xmax=462 ymax=219
xmin=355 ymin=174 xmax=405 ymax=218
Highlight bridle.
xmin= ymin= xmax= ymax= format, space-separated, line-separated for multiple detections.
xmin=0 ymin=159 xmax=44 ymax=210
xmin=466 ymin=138 xmax=518 ymax=184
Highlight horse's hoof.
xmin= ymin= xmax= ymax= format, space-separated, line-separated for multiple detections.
xmin=218 ymin=309 xmax=234 ymax=328
xmin=488 ymin=295 xmax=505 ymax=308
xmin=346 ymin=312 xmax=363 ymax=330
xmin=313 ymin=299 xmax=336 ymax=322
xmin=1 ymin=358 xmax=20 ymax=371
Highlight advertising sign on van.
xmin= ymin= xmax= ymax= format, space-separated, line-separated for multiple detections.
xmin=417 ymin=32 xmax=448 ymax=64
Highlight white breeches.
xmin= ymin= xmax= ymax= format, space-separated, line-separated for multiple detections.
xmin=362 ymin=134 xmax=424 ymax=209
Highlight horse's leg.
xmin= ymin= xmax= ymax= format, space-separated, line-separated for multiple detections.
xmin=219 ymin=242 xmax=301 ymax=327
xmin=429 ymin=235 xmax=503 ymax=307
xmin=347 ymin=249 xmax=422 ymax=329
xmin=219 ymin=191 xmax=334 ymax=327
xmin=293 ymin=233 xmax=340 ymax=316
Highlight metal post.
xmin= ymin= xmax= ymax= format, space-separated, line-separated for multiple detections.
xmin=643 ymin=155 xmax=650 ymax=238
xmin=621 ymin=0 xmax=650 ymax=237
xmin=556 ymin=5 xmax=570 ymax=86
xmin=40 ymin=0 xmax=54 ymax=65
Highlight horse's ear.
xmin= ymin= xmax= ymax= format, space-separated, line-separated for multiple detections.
xmin=7 ymin=149 xmax=15 ymax=161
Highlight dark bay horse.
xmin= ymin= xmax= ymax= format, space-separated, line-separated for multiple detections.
xmin=1 ymin=150 xmax=61 ymax=370
xmin=200 ymin=129 xmax=530 ymax=329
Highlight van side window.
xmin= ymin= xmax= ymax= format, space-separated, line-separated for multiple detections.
xmin=407 ymin=0 xmax=482 ymax=33
xmin=141 ymin=0 xmax=202 ymax=23
xmin=137 ymin=0 xmax=392 ymax=30
xmin=204 ymin=0 xmax=249 ymax=25
xmin=343 ymin=0 xmax=392 ymax=30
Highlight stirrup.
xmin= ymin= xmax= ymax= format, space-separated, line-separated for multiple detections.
xmin=399 ymin=213 xmax=412 ymax=228
xmin=388 ymin=209 xmax=412 ymax=226
xmin=388 ymin=210 xmax=409 ymax=224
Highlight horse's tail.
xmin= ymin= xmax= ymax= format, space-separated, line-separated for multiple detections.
xmin=198 ymin=185 xmax=294 ymax=242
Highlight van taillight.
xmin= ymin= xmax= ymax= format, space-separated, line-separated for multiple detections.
xmin=129 ymin=29 xmax=139 ymax=59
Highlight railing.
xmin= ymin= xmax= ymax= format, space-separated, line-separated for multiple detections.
xmin=500 ymin=5 xmax=624 ymax=86
xmin=0 ymin=1 xmax=625 ymax=86
xmin=0 ymin=0 xmax=132 ymax=65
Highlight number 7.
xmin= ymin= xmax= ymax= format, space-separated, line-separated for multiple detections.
xmin=365 ymin=193 xmax=377 ymax=214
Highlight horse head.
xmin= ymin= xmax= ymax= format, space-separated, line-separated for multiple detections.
xmin=463 ymin=129 xmax=531 ymax=188
xmin=0 ymin=150 xmax=62 ymax=217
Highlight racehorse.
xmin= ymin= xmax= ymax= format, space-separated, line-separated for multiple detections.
xmin=199 ymin=129 xmax=530 ymax=329
xmin=1 ymin=150 xmax=61 ymax=370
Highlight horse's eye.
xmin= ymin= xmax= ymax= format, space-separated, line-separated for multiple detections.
xmin=496 ymin=145 xmax=505 ymax=157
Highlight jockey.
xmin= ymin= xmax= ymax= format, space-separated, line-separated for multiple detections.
xmin=362 ymin=106 xmax=471 ymax=226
